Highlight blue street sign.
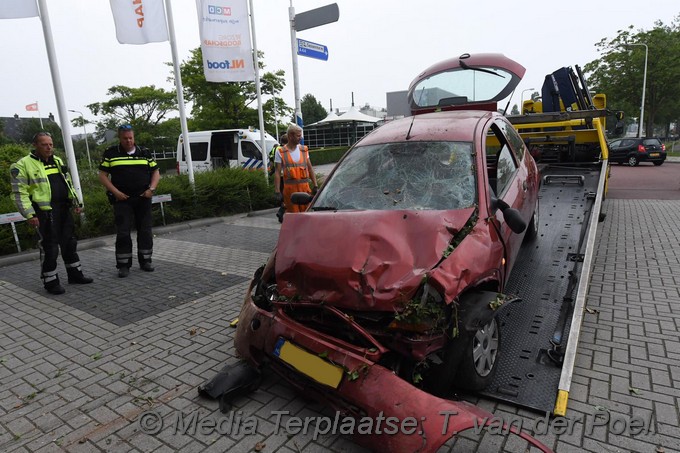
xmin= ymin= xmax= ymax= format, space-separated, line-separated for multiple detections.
xmin=297 ymin=38 xmax=329 ymax=61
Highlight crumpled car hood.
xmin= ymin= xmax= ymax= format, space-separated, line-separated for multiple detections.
xmin=275 ymin=208 xmax=475 ymax=311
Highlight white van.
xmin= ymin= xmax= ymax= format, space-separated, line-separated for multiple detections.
xmin=176 ymin=129 xmax=278 ymax=175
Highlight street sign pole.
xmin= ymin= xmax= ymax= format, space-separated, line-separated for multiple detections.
xmin=289 ymin=2 xmax=303 ymax=129
xmin=288 ymin=2 xmax=339 ymax=130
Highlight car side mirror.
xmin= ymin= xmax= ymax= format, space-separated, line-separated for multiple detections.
xmin=291 ymin=192 xmax=313 ymax=205
xmin=491 ymin=196 xmax=527 ymax=234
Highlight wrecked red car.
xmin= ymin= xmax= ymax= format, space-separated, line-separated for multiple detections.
xmin=235 ymin=53 xmax=545 ymax=452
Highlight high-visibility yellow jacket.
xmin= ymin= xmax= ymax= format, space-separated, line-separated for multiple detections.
xmin=10 ymin=153 xmax=81 ymax=219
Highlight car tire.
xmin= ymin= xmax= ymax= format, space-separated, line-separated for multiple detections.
xmin=628 ymin=155 xmax=639 ymax=167
xmin=653 ymin=161 xmax=663 ymax=166
xmin=455 ymin=317 xmax=501 ymax=391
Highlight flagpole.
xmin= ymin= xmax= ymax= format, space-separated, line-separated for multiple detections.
xmin=36 ymin=0 xmax=83 ymax=205
xmin=36 ymin=102 xmax=44 ymax=129
xmin=164 ymin=0 xmax=194 ymax=186
xmin=248 ymin=0 xmax=268 ymax=184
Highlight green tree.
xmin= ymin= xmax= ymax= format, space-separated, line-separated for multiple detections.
xmin=18 ymin=119 xmax=63 ymax=149
xmin=87 ymin=85 xmax=180 ymax=151
xmin=0 ymin=119 xmax=12 ymax=145
xmin=301 ymin=94 xmax=327 ymax=125
xmin=178 ymin=48 xmax=290 ymax=134
xmin=584 ymin=16 xmax=680 ymax=136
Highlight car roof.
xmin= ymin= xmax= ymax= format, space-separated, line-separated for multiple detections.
xmin=357 ymin=110 xmax=495 ymax=146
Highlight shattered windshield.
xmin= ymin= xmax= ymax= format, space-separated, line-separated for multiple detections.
xmin=412 ymin=67 xmax=514 ymax=108
xmin=313 ymin=141 xmax=476 ymax=211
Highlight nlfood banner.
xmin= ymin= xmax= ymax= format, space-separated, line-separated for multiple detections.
xmin=196 ymin=0 xmax=255 ymax=82
xmin=0 ymin=0 xmax=38 ymax=19
xmin=110 ymin=0 xmax=168 ymax=45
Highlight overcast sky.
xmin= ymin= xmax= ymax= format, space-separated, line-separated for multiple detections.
xmin=1 ymin=1 xmax=678 ymax=128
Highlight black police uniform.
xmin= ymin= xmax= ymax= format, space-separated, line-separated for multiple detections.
xmin=99 ymin=144 xmax=159 ymax=270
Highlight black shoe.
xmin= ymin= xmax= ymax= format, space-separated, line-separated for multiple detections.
xmin=68 ymin=274 xmax=94 ymax=284
xmin=118 ymin=267 xmax=130 ymax=278
xmin=140 ymin=263 xmax=155 ymax=272
xmin=45 ymin=283 xmax=66 ymax=295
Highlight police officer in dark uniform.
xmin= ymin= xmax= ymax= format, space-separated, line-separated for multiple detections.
xmin=10 ymin=131 xmax=93 ymax=294
xmin=98 ymin=124 xmax=160 ymax=278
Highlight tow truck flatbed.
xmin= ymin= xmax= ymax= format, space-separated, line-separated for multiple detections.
xmin=480 ymin=162 xmax=604 ymax=414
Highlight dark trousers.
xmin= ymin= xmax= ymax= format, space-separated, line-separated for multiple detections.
xmin=113 ymin=196 xmax=153 ymax=269
xmin=36 ymin=202 xmax=80 ymax=285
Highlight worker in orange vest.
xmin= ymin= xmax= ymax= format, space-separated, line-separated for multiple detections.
xmin=274 ymin=124 xmax=318 ymax=214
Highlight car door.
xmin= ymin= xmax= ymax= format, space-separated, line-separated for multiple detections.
xmin=485 ymin=121 xmax=525 ymax=278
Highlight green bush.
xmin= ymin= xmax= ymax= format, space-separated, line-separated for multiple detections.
xmin=0 ymin=166 xmax=278 ymax=256
xmin=0 ymin=145 xmax=345 ymax=256
xmin=0 ymin=144 xmax=31 ymax=195
xmin=309 ymin=146 xmax=349 ymax=165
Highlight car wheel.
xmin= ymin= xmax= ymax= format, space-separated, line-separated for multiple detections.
xmin=628 ymin=155 xmax=639 ymax=166
xmin=653 ymin=161 xmax=663 ymax=166
xmin=455 ymin=317 xmax=501 ymax=390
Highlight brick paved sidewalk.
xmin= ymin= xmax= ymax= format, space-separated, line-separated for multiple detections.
xmin=1 ymin=202 xmax=679 ymax=452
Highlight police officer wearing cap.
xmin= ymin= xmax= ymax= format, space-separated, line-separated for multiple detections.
xmin=98 ymin=124 xmax=160 ymax=278
xmin=10 ymin=131 xmax=93 ymax=294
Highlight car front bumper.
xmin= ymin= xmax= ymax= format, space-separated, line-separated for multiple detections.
xmin=234 ymin=290 xmax=552 ymax=453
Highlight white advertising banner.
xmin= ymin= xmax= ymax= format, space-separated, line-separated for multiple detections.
xmin=110 ymin=0 xmax=168 ymax=45
xmin=0 ymin=0 xmax=38 ymax=19
xmin=196 ymin=0 xmax=255 ymax=82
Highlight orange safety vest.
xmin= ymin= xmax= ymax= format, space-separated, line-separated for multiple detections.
xmin=278 ymin=144 xmax=311 ymax=213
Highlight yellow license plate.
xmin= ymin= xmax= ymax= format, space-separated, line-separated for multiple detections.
xmin=649 ymin=153 xmax=660 ymax=157
xmin=273 ymin=338 xmax=344 ymax=388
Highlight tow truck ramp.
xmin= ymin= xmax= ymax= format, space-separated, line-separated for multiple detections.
xmin=480 ymin=161 xmax=607 ymax=415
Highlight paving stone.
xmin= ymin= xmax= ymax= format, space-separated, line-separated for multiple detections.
xmin=1 ymin=203 xmax=680 ymax=452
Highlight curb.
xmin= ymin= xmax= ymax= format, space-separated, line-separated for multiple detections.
xmin=247 ymin=207 xmax=279 ymax=217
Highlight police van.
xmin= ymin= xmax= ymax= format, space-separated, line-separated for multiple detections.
xmin=176 ymin=128 xmax=278 ymax=175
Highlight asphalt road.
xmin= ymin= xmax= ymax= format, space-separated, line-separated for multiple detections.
xmin=607 ymin=160 xmax=680 ymax=199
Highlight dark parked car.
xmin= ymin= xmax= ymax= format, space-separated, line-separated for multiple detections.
xmin=234 ymin=54 xmax=547 ymax=452
xmin=608 ymin=137 xmax=666 ymax=166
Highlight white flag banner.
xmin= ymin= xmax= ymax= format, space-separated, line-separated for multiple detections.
xmin=196 ymin=0 xmax=255 ymax=82
xmin=0 ymin=0 xmax=38 ymax=19
xmin=109 ymin=0 xmax=168 ymax=44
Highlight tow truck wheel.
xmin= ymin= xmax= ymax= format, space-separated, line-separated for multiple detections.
xmin=456 ymin=317 xmax=501 ymax=390
xmin=628 ymin=155 xmax=639 ymax=167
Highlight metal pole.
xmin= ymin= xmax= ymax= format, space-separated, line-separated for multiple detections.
xmin=248 ymin=0 xmax=269 ymax=183
xmin=639 ymin=44 xmax=648 ymax=138
xmin=289 ymin=1 xmax=303 ymax=128
xmin=68 ymin=109 xmax=92 ymax=170
xmin=622 ymin=43 xmax=648 ymax=138
xmin=274 ymin=95 xmax=279 ymax=140
xmin=36 ymin=0 xmax=84 ymax=205
xmin=165 ymin=0 xmax=195 ymax=186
